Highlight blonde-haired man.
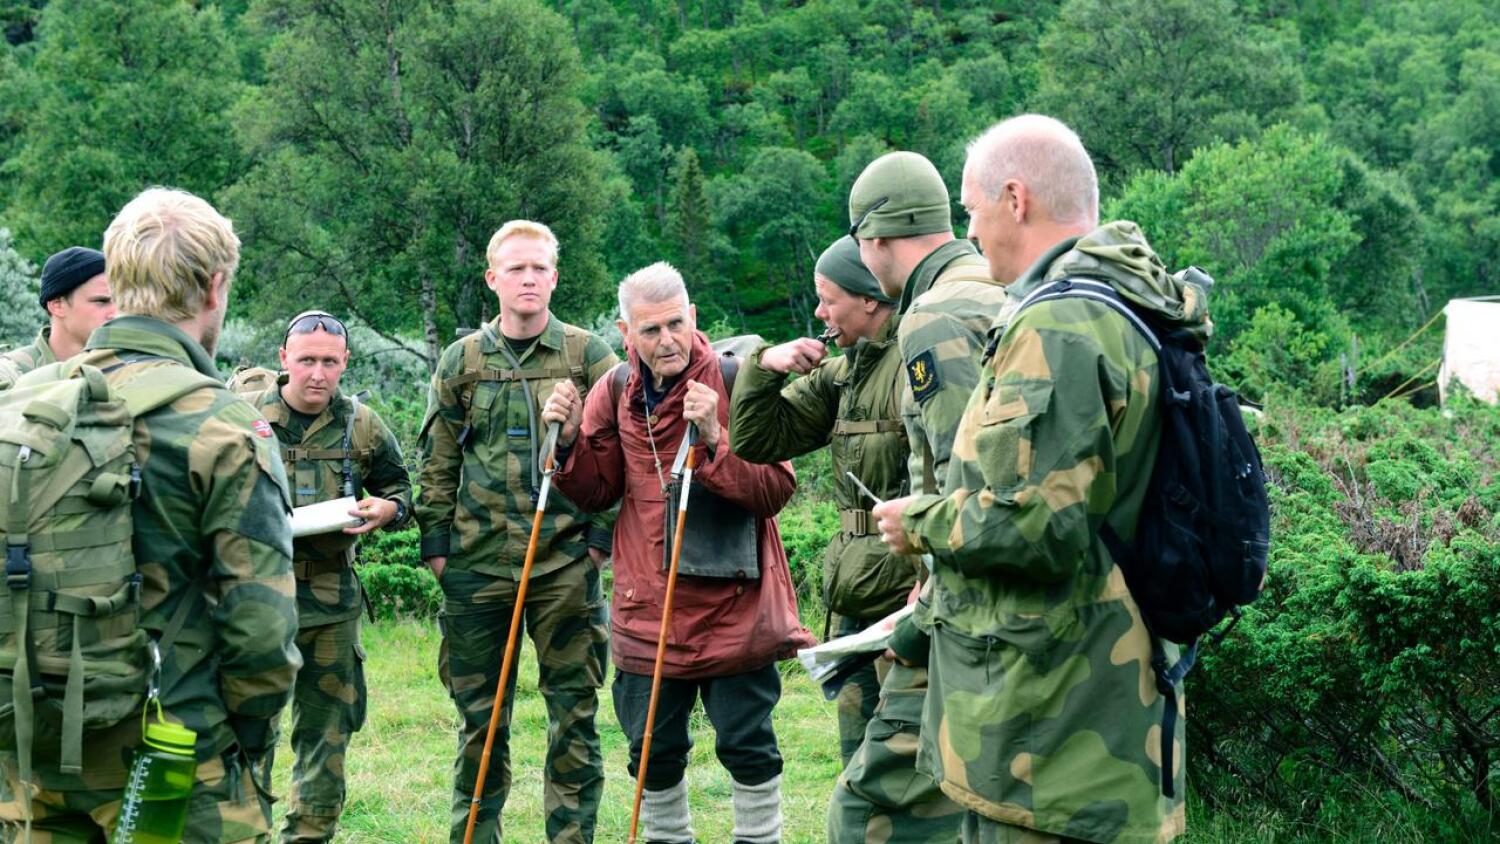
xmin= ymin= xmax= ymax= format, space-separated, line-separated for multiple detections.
xmin=417 ymin=220 xmax=618 ymax=843
xmin=0 ymin=187 xmax=300 ymax=841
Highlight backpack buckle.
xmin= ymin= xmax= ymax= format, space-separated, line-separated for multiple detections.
xmin=5 ymin=543 xmax=31 ymax=590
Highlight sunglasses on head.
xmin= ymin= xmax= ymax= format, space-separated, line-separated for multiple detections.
xmin=849 ymin=196 xmax=890 ymax=238
xmin=284 ymin=311 xmax=348 ymax=347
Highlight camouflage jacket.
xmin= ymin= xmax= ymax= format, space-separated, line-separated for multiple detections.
xmin=47 ymin=316 xmax=300 ymax=790
xmin=243 ymin=385 xmax=411 ymax=626
xmin=0 ymin=327 xmax=57 ymax=392
xmin=897 ymin=239 xmax=1012 ymax=495
xmin=417 ymin=313 xmax=618 ymax=579
xmin=729 ymin=316 xmax=919 ymax=621
xmin=900 ymin=223 xmax=1210 ymax=842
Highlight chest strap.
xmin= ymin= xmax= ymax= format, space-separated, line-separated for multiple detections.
xmin=283 ymin=447 xmax=370 ymax=462
xmin=831 ymin=419 xmax=904 ymax=436
xmin=444 ymin=366 xmax=576 ymax=390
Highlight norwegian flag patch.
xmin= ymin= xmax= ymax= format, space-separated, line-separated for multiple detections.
xmin=252 ymin=419 xmax=274 ymax=439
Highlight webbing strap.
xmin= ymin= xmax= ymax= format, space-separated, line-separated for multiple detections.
xmin=61 ymin=616 xmax=83 ymax=774
xmin=4 ymin=443 xmax=35 ymax=826
xmin=921 ymin=441 xmax=936 ymax=495
xmin=444 ymin=366 xmax=573 ymax=389
xmin=26 ymin=522 xmax=132 ymax=554
xmin=343 ymin=395 xmax=359 ymax=498
xmin=831 ymin=419 xmax=903 ymax=436
xmin=838 ymin=509 xmax=877 ymax=536
xmin=1152 ymin=639 xmax=1196 ymax=799
xmin=284 ymin=447 xmax=367 ymax=461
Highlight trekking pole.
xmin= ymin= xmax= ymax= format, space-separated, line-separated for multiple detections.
xmin=627 ymin=424 xmax=699 ymax=844
xmin=462 ymin=421 xmax=561 ymax=844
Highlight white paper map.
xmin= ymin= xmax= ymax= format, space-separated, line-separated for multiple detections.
xmin=291 ymin=496 xmax=364 ymax=538
xmin=796 ymin=604 xmax=915 ymax=685
xmin=1441 ymin=298 xmax=1500 ymax=405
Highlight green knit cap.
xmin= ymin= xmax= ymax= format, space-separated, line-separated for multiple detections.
xmin=848 ymin=151 xmax=951 ymax=239
xmin=815 ymin=236 xmax=894 ymax=304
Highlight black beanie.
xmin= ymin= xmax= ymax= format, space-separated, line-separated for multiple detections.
xmin=39 ymin=246 xmax=106 ymax=308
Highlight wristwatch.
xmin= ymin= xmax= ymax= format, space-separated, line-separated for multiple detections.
xmin=388 ymin=498 xmax=408 ymax=528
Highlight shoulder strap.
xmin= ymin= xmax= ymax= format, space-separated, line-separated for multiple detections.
xmin=1005 ymin=278 xmax=1161 ymax=351
xmin=561 ymin=325 xmax=589 ymax=387
xmin=608 ymin=361 xmax=629 ymax=408
xmin=343 ymin=394 xmax=359 ymax=497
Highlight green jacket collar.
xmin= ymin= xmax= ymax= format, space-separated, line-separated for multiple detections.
xmin=897 ymin=238 xmax=979 ymax=315
xmin=84 ymin=315 xmax=221 ymax=378
xmin=1008 ymin=237 xmax=1083 ymax=301
xmin=31 ymin=326 xmax=57 ymax=366
xmin=478 ymin=312 xmax=564 ymax=357
xmin=841 ymin=311 xmax=901 ymax=384
xmin=262 ymin=384 xmax=349 ymax=439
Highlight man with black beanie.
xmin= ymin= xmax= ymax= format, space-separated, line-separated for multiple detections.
xmin=0 ymin=245 xmax=116 ymax=390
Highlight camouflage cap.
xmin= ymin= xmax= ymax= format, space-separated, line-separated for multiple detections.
xmin=848 ymin=152 xmax=951 ymax=240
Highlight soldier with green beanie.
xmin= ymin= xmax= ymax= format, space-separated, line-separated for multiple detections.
xmin=872 ymin=114 xmax=1199 ymax=843
xmin=730 ymin=235 xmax=916 ymax=767
xmin=0 ymin=246 xmax=116 ymax=391
xmin=235 ymin=310 xmax=411 ymax=843
xmin=0 ymin=187 xmax=300 ymax=842
xmin=417 ymin=220 xmax=618 ymax=844
xmin=827 ymin=150 xmax=1012 ymax=843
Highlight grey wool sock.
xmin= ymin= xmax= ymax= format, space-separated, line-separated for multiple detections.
xmin=731 ymin=774 xmax=782 ymax=844
xmin=641 ymin=779 xmax=695 ymax=843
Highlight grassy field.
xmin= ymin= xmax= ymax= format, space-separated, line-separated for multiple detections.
xmin=263 ymin=620 xmax=1455 ymax=843
xmin=265 ymin=619 xmax=845 ymax=842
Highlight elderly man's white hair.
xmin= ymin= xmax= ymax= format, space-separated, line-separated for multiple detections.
xmin=966 ymin=114 xmax=1099 ymax=228
xmin=618 ymin=261 xmax=690 ymax=323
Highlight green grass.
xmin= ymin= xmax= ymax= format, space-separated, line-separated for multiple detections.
xmin=265 ymin=619 xmax=843 ymax=842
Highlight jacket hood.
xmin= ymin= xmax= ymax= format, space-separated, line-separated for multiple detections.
xmin=1040 ymin=221 xmax=1212 ymax=343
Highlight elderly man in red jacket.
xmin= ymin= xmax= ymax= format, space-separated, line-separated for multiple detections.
xmin=544 ymin=261 xmax=814 ymax=844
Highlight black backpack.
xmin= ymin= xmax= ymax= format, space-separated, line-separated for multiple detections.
xmin=1008 ymin=274 xmax=1270 ymax=797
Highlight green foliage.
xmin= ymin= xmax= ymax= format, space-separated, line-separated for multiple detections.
xmin=0 ymin=227 xmax=39 ymax=348
xmin=0 ymin=0 xmax=243 ymax=258
xmin=1036 ymin=0 xmax=1302 ymax=183
xmin=1193 ymin=399 xmax=1500 ymax=834
xmin=225 ymin=0 xmax=611 ymax=367
xmin=359 ymin=559 xmax=442 ymax=622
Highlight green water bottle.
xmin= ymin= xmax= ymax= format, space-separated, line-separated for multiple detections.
xmin=111 ymin=719 xmax=198 ymax=844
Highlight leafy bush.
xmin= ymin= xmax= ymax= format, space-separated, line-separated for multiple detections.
xmin=360 ymin=560 xmax=441 ymax=622
xmin=1192 ymin=397 xmax=1500 ymax=837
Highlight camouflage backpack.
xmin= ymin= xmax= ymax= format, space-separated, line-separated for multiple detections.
xmin=0 ymin=358 xmax=217 ymax=790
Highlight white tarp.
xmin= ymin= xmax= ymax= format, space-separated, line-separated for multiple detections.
xmin=1441 ymin=298 xmax=1500 ymax=405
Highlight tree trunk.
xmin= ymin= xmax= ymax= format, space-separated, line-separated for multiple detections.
xmin=421 ymin=269 xmax=441 ymax=371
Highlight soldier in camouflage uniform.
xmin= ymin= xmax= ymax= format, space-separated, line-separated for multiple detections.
xmin=0 ymin=188 xmax=300 ymax=842
xmin=873 ymin=115 xmax=1201 ymax=843
xmin=417 ymin=220 xmax=618 ymax=844
xmin=827 ymin=151 xmax=1012 ymax=843
xmin=237 ymin=311 xmax=412 ymax=842
xmin=0 ymin=247 xmax=116 ymax=391
xmin=729 ymin=236 xmax=916 ymax=766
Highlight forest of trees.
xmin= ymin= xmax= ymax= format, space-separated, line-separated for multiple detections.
xmin=0 ymin=0 xmax=1494 ymax=400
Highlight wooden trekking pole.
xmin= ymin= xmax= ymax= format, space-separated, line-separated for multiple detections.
xmin=627 ymin=424 xmax=699 ymax=844
xmin=462 ymin=422 xmax=561 ymax=844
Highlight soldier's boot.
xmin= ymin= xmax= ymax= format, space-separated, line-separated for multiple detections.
xmin=640 ymin=779 xmax=694 ymax=844
xmin=730 ymin=774 xmax=782 ymax=844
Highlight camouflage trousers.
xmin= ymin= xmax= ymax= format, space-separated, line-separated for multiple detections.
xmin=960 ymin=813 xmax=1088 ymax=844
xmin=438 ymin=562 xmax=608 ymax=844
xmin=0 ymin=752 xmax=272 ymax=843
xmin=827 ymin=661 xmax=964 ymax=844
xmin=265 ymin=615 xmax=366 ymax=842
xmin=832 ymin=614 xmax=888 ymax=767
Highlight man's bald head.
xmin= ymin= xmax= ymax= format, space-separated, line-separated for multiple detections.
xmin=965 ymin=115 xmax=1098 ymax=229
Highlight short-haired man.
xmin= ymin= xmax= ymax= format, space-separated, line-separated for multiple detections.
xmin=0 ymin=246 xmax=116 ymax=390
xmin=728 ymin=236 xmax=916 ymax=766
xmin=827 ymin=150 xmax=1012 ymax=842
xmin=237 ymin=310 xmax=412 ymax=843
xmin=543 ymin=262 xmax=814 ymax=844
xmin=0 ymin=187 xmax=300 ymax=841
xmin=417 ymin=220 xmax=618 ymax=844
xmin=873 ymin=114 xmax=1208 ymax=843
